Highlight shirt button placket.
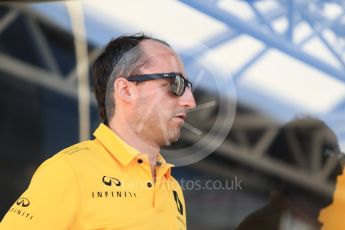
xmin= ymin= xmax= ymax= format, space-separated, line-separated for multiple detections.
xmin=137 ymin=156 xmax=155 ymax=205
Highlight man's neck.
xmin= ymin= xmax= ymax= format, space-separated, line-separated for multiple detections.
xmin=109 ymin=117 xmax=159 ymax=179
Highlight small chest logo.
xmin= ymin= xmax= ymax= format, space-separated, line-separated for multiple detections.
xmin=102 ymin=176 xmax=121 ymax=186
xmin=173 ymin=191 xmax=184 ymax=215
xmin=16 ymin=197 xmax=30 ymax=207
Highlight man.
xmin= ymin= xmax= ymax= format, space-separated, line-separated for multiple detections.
xmin=1 ymin=33 xmax=196 ymax=229
xmin=236 ymin=117 xmax=343 ymax=230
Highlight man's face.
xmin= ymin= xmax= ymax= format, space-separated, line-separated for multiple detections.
xmin=130 ymin=40 xmax=196 ymax=147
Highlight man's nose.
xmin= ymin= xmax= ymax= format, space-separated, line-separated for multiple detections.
xmin=180 ymin=87 xmax=196 ymax=109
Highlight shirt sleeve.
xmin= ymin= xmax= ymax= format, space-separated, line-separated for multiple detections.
xmin=1 ymin=157 xmax=80 ymax=230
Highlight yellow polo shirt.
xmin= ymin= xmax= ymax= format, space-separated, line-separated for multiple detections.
xmin=319 ymin=168 xmax=345 ymax=230
xmin=1 ymin=124 xmax=187 ymax=230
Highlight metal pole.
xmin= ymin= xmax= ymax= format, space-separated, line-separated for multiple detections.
xmin=66 ymin=1 xmax=90 ymax=141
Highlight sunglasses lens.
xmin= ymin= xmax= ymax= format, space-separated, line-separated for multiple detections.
xmin=171 ymin=75 xmax=185 ymax=96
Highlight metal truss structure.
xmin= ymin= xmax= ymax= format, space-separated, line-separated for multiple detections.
xmin=0 ymin=0 xmax=344 ymax=198
xmin=0 ymin=3 xmax=100 ymax=141
xmin=178 ymin=0 xmax=345 ymax=196
xmin=184 ymin=107 xmax=342 ymax=197
xmin=181 ymin=0 xmax=345 ymax=83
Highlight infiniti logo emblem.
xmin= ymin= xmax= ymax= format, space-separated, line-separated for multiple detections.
xmin=16 ymin=197 xmax=30 ymax=207
xmin=102 ymin=176 xmax=121 ymax=186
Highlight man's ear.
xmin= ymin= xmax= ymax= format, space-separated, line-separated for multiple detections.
xmin=114 ymin=78 xmax=135 ymax=103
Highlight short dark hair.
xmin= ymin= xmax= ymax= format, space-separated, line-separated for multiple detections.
xmin=92 ymin=33 xmax=170 ymax=125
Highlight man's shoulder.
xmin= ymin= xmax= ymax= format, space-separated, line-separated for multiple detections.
xmin=169 ymin=175 xmax=181 ymax=185
xmin=48 ymin=140 xmax=101 ymax=166
xmin=57 ymin=140 xmax=95 ymax=156
xmin=31 ymin=140 xmax=104 ymax=181
xmin=36 ymin=140 xmax=94 ymax=165
xmin=167 ymin=175 xmax=184 ymax=194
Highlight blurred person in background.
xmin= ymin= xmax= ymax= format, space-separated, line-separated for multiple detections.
xmin=1 ymin=33 xmax=196 ymax=229
xmin=318 ymin=148 xmax=345 ymax=229
xmin=236 ymin=117 xmax=343 ymax=230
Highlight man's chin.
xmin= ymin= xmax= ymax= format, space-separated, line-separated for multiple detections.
xmin=159 ymin=131 xmax=181 ymax=147
xmin=169 ymin=132 xmax=181 ymax=145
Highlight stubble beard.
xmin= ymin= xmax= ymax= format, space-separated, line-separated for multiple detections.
xmin=134 ymin=113 xmax=182 ymax=147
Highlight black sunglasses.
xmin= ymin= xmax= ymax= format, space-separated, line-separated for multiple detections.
xmin=127 ymin=72 xmax=193 ymax=96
